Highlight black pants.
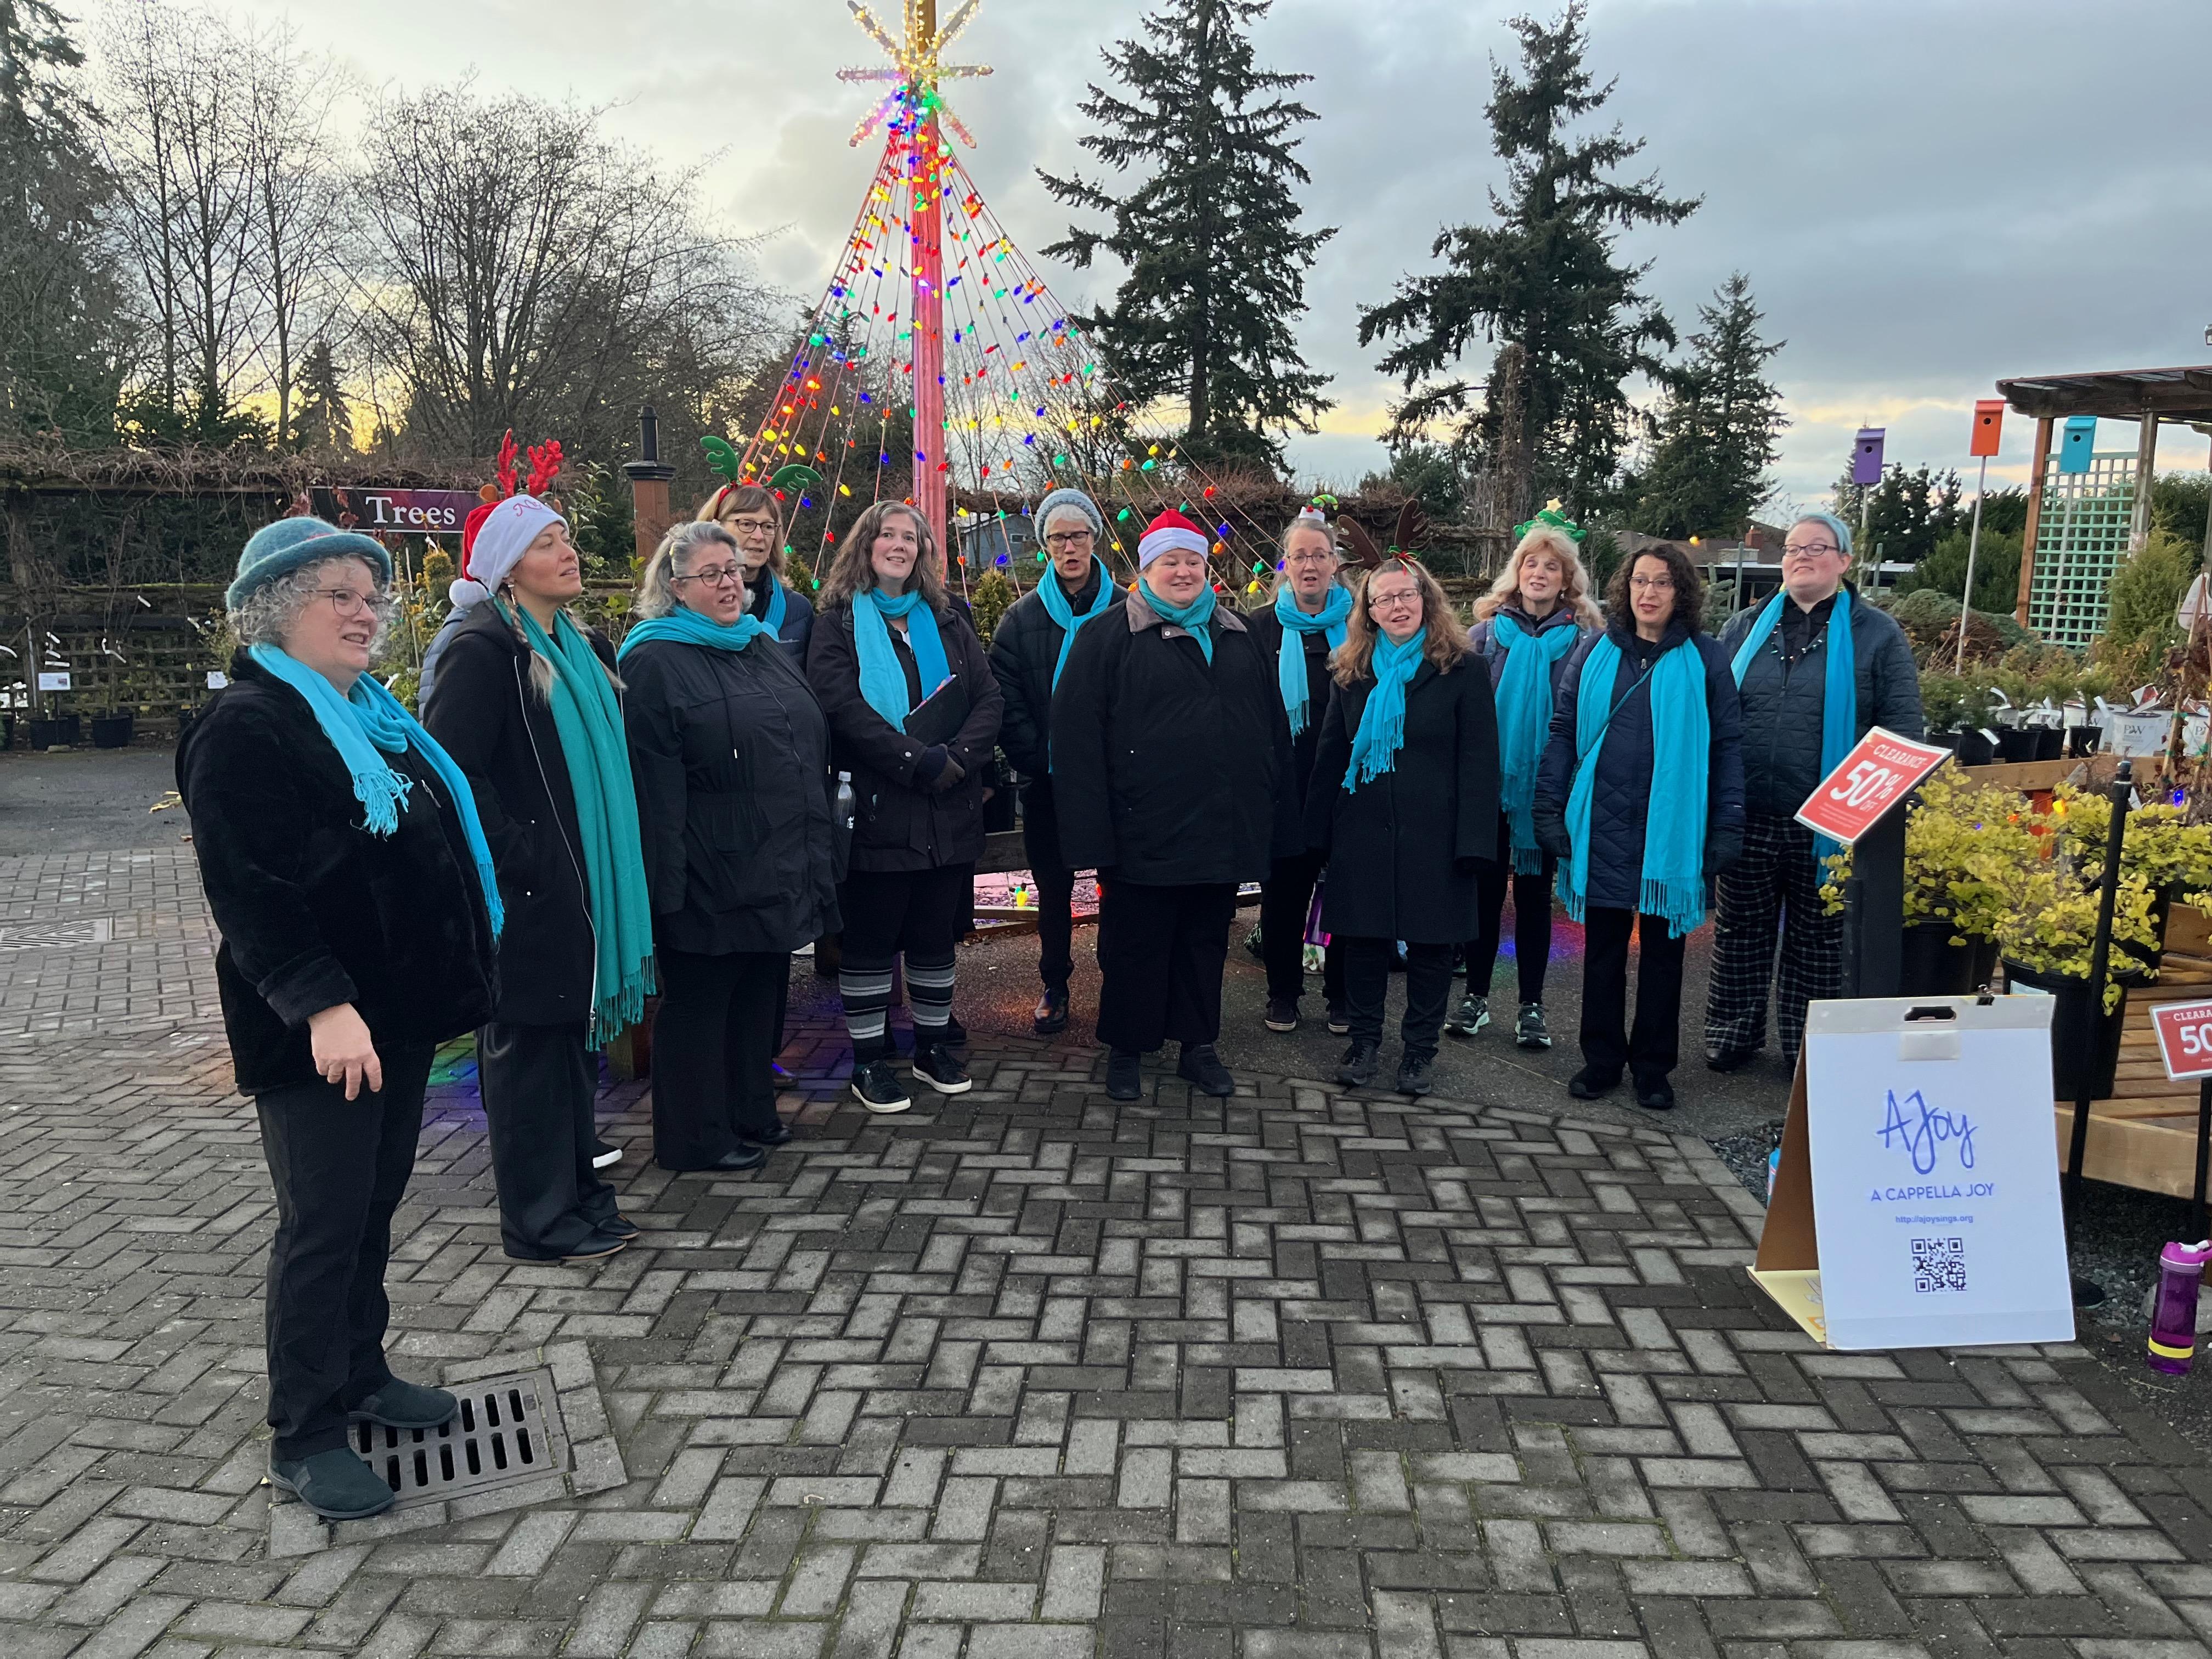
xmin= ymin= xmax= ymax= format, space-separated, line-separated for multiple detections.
xmin=1341 ymin=937 xmax=1454 ymax=1062
xmin=653 ymin=946 xmax=787 ymax=1171
xmin=1259 ymin=848 xmax=1346 ymax=1008
xmin=1469 ymin=830 xmax=1557 ymax=1006
xmin=1580 ymin=907 xmax=1689 ymax=1086
xmin=1023 ymin=781 xmax=1078 ymax=994
xmin=838 ymin=864 xmax=970 ymax=1062
xmin=477 ymin=1022 xmax=618 ymax=1260
xmin=255 ymin=1041 xmax=435 ymax=1461
xmin=1097 ymin=879 xmax=1236 ymax=1053
xmin=1706 ymin=811 xmax=1842 ymax=1065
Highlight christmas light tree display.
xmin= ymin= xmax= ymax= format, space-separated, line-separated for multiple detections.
xmin=725 ymin=1 xmax=1292 ymax=599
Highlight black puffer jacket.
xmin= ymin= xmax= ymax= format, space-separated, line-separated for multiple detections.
xmin=623 ymin=635 xmax=840 ymax=955
xmin=1718 ymin=589 xmax=1924 ymax=819
xmin=807 ymin=595 xmax=1005 ymax=873
xmin=1303 ymin=656 xmax=1501 ymax=943
xmin=178 ymin=651 xmax=495 ymax=1095
xmin=987 ymin=561 xmax=1110 ymax=780
xmin=421 ymin=601 xmax=619 ymax=1025
xmin=1468 ymin=605 xmax=1597 ymax=693
xmin=1050 ymin=589 xmax=1301 ymax=886
xmin=1244 ymin=585 xmax=1354 ymax=817
xmin=1534 ymin=620 xmax=1746 ymax=914
xmin=749 ymin=572 xmax=816 ymax=665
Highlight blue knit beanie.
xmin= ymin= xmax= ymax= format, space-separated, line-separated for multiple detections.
xmin=1791 ymin=511 xmax=1854 ymax=557
xmin=1034 ymin=487 xmax=1104 ymax=540
xmin=228 ymin=517 xmax=392 ymax=610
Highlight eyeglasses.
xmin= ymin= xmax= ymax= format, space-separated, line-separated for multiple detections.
xmin=725 ymin=517 xmax=778 ymax=536
xmin=1630 ymin=575 xmax=1675 ymax=592
xmin=673 ymin=564 xmax=746 ymax=588
xmin=1784 ymin=543 xmax=1842 ymax=558
xmin=1044 ymin=531 xmax=1094 ymax=549
xmin=310 ymin=589 xmax=393 ymax=620
xmin=1285 ymin=551 xmax=1338 ymax=567
xmin=1368 ymin=588 xmax=1421 ymax=611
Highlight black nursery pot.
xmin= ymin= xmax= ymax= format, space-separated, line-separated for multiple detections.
xmin=2033 ymin=726 xmax=2064 ymax=761
xmin=2067 ymin=725 xmax=2101 ymax=758
xmin=2002 ymin=957 xmax=2141 ymax=1101
xmin=1900 ymin=924 xmax=1998 ymax=997
xmin=1953 ymin=729 xmax=1996 ymax=766
xmin=90 ymin=713 xmax=134 ymax=749
xmin=1994 ymin=727 xmax=2039 ymax=763
xmin=28 ymin=713 xmax=81 ymax=751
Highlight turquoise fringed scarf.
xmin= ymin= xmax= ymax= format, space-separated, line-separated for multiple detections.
xmin=507 ymin=604 xmax=656 ymax=1047
xmin=1139 ymin=579 xmax=1216 ymax=663
xmin=851 ymin=587 xmax=950 ymax=730
xmin=752 ymin=574 xmax=788 ymax=639
xmin=247 ymin=642 xmax=503 ymax=939
xmin=1274 ymin=583 xmax=1352 ymax=737
xmin=1491 ymin=612 xmax=1582 ymax=873
xmin=1561 ymin=633 xmax=1709 ymax=939
xmin=1731 ymin=586 xmax=1855 ymax=863
xmin=1344 ymin=627 xmax=1426 ymax=791
xmin=1038 ymin=556 xmax=1115 ymax=691
xmin=618 ymin=607 xmax=770 ymax=660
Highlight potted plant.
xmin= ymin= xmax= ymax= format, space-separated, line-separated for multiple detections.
xmin=1996 ymin=861 xmax=2160 ymax=1100
xmin=2046 ymin=780 xmax=2212 ymax=971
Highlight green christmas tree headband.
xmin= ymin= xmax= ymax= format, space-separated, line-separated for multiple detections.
xmin=1513 ymin=504 xmax=1585 ymax=543
xmin=702 ymin=435 xmax=822 ymax=500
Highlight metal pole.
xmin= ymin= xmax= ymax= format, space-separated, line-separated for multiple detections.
xmin=2194 ymin=1074 xmax=2211 ymax=1244
xmin=2065 ymin=757 xmax=2132 ymax=1306
xmin=1956 ymin=454 xmax=1989 ymax=674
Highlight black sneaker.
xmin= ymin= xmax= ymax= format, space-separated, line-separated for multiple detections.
xmin=348 ymin=1379 xmax=458 ymax=1430
xmin=1635 ymin=1077 xmax=1677 ymax=1111
xmin=913 ymin=1043 xmax=973 ymax=1095
xmin=1263 ymin=996 xmax=1299 ymax=1033
xmin=1396 ymin=1056 xmax=1434 ymax=1097
xmin=1515 ymin=1002 xmax=1551 ymax=1049
xmin=1325 ymin=1001 xmax=1350 ymax=1036
xmin=269 ymin=1448 xmax=396 ymax=1521
xmin=1445 ymin=995 xmax=1489 ymax=1037
xmin=741 ymin=1120 xmax=793 ymax=1149
xmin=1177 ymin=1043 xmax=1235 ymax=1097
xmin=850 ymin=1060 xmax=912 ymax=1114
xmin=1706 ymin=1046 xmax=1759 ymax=1074
xmin=1336 ymin=1041 xmax=1379 ymax=1087
xmin=591 ymin=1139 xmax=622 ymax=1170
xmin=1033 ymin=988 xmax=1070 ymax=1035
xmin=1568 ymin=1066 xmax=1621 ymax=1100
xmin=1106 ymin=1048 xmax=1143 ymax=1101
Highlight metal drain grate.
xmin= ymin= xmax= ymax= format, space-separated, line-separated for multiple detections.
xmin=351 ymin=1368 xmax=561 ymax=1506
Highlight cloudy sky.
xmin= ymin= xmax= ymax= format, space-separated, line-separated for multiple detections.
xmin=217 ymin=0 xmax=2212 ymax=512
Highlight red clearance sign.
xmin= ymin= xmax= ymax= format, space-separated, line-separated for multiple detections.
xmin=1795 ymin=726 xmax=1952 ymax=847
xmin=2151 ymin=1000 xmax=2212 ymax=1083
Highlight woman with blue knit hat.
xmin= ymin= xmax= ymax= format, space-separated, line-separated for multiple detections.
xmin=177 ymin=515 xmax=501 ymax=1522
xmin=1534 ymin=543 xmax=1745 ymax=1111
xmin=1703 ymin=511 xmax=1922 ymax=1074
xmin=1245 ymin=507 xmax=1354 ymax=1036
xmin=987 ymin=486 xmax=1116 ymax=1035
xmin=422 ymin=471 xmax=654 ymax=1261
xmin=1304 ymin=557 xmax=1500 ymax=1096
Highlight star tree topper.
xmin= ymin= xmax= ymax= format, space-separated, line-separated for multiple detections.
xmin=839 ymin=0 xmax=993 ymax=149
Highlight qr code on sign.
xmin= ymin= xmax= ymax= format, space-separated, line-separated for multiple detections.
xmin=1912 ymin=1237 xmax=1967 ymax=1294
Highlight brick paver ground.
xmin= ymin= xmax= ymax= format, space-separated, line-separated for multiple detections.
xmin=6 ymin=848 xmax=2212 ymax=1659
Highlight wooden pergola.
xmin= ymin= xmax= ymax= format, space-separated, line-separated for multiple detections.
xmin=1996 ymin=363 xmax=2212 ymax=625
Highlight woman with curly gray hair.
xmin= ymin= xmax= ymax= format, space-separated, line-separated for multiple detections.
xmin=177 ymin=517 xmax=501 ymax=1522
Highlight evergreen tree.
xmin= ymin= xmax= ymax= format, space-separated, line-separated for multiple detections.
xmin=290 ymin=337 xmax=352 ymax=453
xmin=1039 ymin=0 xmax=1334 ymax=469
xmin=1831 ymin=453 xmax=1964 ymax=568
xmin=1358 ymin=2 xmax=1697 ymax=521
xmin=0 ymin=0 xmax=128 ymax=442
xmin=1626 ymin=273 xmax=1785 ymax=539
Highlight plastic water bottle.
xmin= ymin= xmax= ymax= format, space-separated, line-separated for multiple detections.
xmin=835 ymin=771 xmax=856 ymax=838
xmin=2148 ymin=1239 xmax=2212 ymax=1375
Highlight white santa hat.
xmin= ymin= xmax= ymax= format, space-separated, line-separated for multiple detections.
xmin=1137 ymin=508 xmax=1210 ymax=570
xmin=450 ymin=493 xmax=565 ymax=608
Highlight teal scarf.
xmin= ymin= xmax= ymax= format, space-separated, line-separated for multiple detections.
xmin=618 ymin=606 xmax=770 ymax=661
xmin=247 ymin=642 xmax=503 ymax=939
xmin=1731 ymin=586 xmax=1856 ymax=864
xmin=1562 ymin=633 xmax=1709 ymax=939
xmin=851 ymin=587 xmax=950 ymax=729
xmin=1275 ymin=583 xmax=1352 ymax=737
xmin=1139 ymin=579 xmax=1216 ymax=664
xmin=507 ymin=605 xmax=656 ymax=1047
xmin=1345 ymin=628 xmax=1426 ymax=791
xmin=753 ymin=574 xmax=787 ymax=639
xmin=1037 ymin=557 xmax=1115 ymax=691
xmin=1491 ymin=612 xmax=1582 ymax=873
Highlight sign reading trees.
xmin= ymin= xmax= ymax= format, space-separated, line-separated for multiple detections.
xmin=309 ymin=488 xmax=479 ymax=536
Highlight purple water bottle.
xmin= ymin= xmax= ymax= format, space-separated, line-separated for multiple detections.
xmin=2148 ymin=1240 xmax=2212 ymax=1375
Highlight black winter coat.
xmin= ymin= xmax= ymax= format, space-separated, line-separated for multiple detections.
xmin=1718 ymin=590 xmax=1924 ymax=819
xmin=1244 ymin=588 xmax=1353 ymax=817
xmin=623 ymin=635 xmax=840 ymax=955
xmin=1535 ymin=621 xmax=1747 ymax=915
xmin=987 ymin=563 xmax=1108 ymax=780
xmin=178 ymin=651 xmax=495 ymax=1096
xmin=807 ymin=596 xmax=1004 ymax=873
xmin=420 ymin=602 xmax=617 ymax=1026
xmin=1050 ymin=589 xmax=1301 ymax=887
xmin=748 ymin=572 xmax=815 ymax=666
xmin=1303 ymin=657 xmax=1502 ymax=943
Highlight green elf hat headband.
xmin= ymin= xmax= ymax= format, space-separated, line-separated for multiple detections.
xmin=701 ymin=436 xmax=825 ymax=508
xmin=1513 ymin=502 xmax=1585 ymax=543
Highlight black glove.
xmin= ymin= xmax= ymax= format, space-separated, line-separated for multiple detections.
xmin=913 ymin=746 xmax=966 ymax=792
xmin=1534 ymin=811 xmax=1573 ymax=861
xmin=930 ymin=753 xmax=967 ymax=793
xmin=1705 ymin=830 xmax=1744 ymax=877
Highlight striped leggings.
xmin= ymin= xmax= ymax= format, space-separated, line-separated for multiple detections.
xmin=837 ymin=864 xmax=970 ymax=1062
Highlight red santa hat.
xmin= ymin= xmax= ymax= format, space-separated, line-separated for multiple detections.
xmin=450 ymin=493 xmax=565 ymax=608
xmin=1137 ymin=508 xmax=1210 ymax=570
